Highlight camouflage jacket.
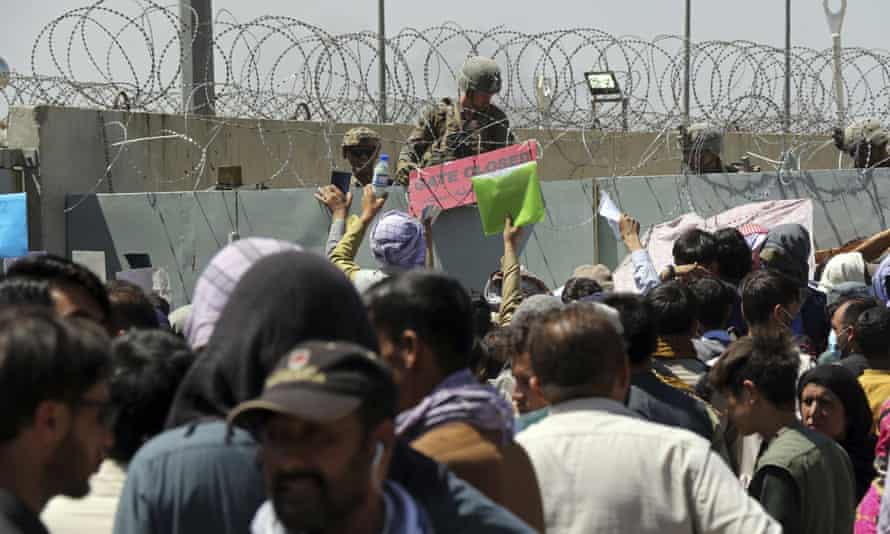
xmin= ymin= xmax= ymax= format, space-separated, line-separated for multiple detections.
xmin=396 ymin=98 xmax=515 ymax=185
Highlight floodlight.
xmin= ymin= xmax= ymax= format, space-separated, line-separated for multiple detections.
xmin=584 ymin=71 xmax=621 ymax=96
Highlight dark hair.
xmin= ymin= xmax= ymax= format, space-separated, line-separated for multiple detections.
xmin=827 ymin=287 xmax=877 ymax=320
xmin=856 ymin=306 xmax=890 ymax=360
xmin=107 ymin=281 xmax=161 ymax=333
xmin=5 ymin=255 xmax=110 ymax=321
xmin=0 ymin=307 xmax=112 ymax=443
xmin=478 ymin=325 xmax=523 ymax=383
xmin=108 ymin=330 xmax=196 ymax=464
xmin=561 ymin=277 xmax=603 ymax=303
xmin=672 ymin=228 xmax=717 ymax=266
xmin=527 ymin=304 xmax=626 ymax=401
xmin=740 ymin=269 xmax=800 ymax=327
xmin=714 ymin=228 xmax=752 ymax=284
xmin=147 ymin=292 xmax=171 ymax=317
xmin=689 ymin=277 xmax=734 ymax=331
xmin=481 ymin=326 xmax=523 ymax=365
xmin=365 ymin=271 xmax=473 ymax=375
xmin=709 ymin=334 xmax=799 ymax=408
xmin=647 ymin=281 xmax=698 ymax=335
xmin=0 ymin=277 xmax=53 ymax=307
xmin=467 ymin=295 xmax=495 ymax=380
xmin=602 ymin=293 xmax=657 ymax=365
xmin=838 ymin=299 xmax=878 ymax=329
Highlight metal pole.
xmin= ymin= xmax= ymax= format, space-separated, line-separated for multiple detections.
xmin=377 ymin=0 xmax=387 ymax=123
xmin=784 ymin=0 xmax=791 ymax=136
xmin=622 ymin=98 xmax=628 ymax=132
xmin=180 ymin=0 xmax=215 ymax=115
xmin=683 ymin=0 xmax=691 ymax=127
xmin=824 ymin=0 xmax=848 ymax=127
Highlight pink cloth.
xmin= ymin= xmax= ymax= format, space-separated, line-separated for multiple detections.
xmin=856 ymin=399 xmax=890 ymax=534
xmin=613 ymin=199 xmax=814 ymax=292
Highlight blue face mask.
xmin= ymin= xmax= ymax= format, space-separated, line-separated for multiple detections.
xmin=824 ymin=330 xmax=841 ymax=362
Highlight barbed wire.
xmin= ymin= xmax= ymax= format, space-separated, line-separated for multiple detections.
xmin=3 ymin=0 xmax=890 ymax=242
xmin=3 ymin=0 xmax=890 ymax=133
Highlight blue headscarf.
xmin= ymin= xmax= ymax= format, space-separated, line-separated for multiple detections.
xmin=370 ymin=211 xmax=427 ymax=270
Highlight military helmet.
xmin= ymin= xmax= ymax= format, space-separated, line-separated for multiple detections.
xmin=458 ymin=56 xmax=502 ymax=94
xmin=843 ymin=118 xmax=889 ymax=151
xmin=684 ymin=122 xmax=724 ymax=154
xmin=341 ymin=126 xmax=381 ymax=157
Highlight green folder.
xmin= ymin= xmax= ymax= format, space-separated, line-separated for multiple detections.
xmin=471 ymin=161 xmax=545 ymax=236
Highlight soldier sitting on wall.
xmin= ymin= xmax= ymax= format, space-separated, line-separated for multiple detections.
xmin=342 ymin=126 xmax=382 ymax=187
xmin=395 ymin=56 xmax=516 ymax=186
xmin=679 ymin=123 xmax=741 ymax=175
xmin=833 ymin=118 xmax=890 ymax=169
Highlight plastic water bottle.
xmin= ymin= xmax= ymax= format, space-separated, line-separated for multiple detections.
xmin=372 ymin=153 xmax=391 ymax=197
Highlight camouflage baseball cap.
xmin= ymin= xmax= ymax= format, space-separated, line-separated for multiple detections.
xmin=458 ymin=56 xmax=502 ymax=94
xmin=843 ymin=118 xmax=889 ymax=151
xmin=342 ymin=126 xmax=381 ymax=154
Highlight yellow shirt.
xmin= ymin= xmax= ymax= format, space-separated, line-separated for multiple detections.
xmin=859 ymin=369 xmax=890 ymax=426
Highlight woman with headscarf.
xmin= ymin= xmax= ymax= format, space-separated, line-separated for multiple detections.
xmin=856 ymin=399 xmax=890 ymax=534
xmin=114 ymin=251 xmax=378 ymax=534
xmin=183 ymin=237 xmax=302 ymax=351
xmin=114 ymin=251 xmax=534 ymax=534
xmin=798 ymin=365 xmax=877 ymax=501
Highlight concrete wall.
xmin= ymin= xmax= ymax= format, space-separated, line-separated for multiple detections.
xmin=7 ymin=104 xmax=845 ymax=256
xmin=595 ymin=168 xmax=890 ymax=269
xmin=65 ymin=182 xmax=596 ymax=307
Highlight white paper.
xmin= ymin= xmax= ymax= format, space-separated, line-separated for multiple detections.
xmin=597 ymin=191 xmax=622 ymax=240
xmin=73 ymin=250 xmax=107 ymax=283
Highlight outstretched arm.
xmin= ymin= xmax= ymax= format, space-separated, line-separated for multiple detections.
xmin=329 ymin=185 xmax=386 ymax=280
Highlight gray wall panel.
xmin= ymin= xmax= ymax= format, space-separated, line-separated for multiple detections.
xmin=66 ymin=183 xmax=596 ymax=307
xmin=596 ymin=169 xmax=890 ymax=269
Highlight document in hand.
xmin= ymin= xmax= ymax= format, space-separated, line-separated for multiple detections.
xmin=471 ymin=161 xmax=545 ymax=236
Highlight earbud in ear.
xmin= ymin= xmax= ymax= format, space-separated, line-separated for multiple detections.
xmin=372 ymin=442 xmax=384 ymax=470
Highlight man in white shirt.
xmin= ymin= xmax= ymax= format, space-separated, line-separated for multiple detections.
xmin=516 ymin=303 xmax=781 ymax=534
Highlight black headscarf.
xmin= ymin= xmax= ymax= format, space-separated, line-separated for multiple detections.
xmin=166 ymin=250 xmax=378 ymax=428
xmin=760 ymin=223 xmax=811 ymax=286
xmin=798 ymin=364 xmax=877 ymax=500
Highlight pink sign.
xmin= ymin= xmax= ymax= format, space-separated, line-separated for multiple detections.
xmin=408 ymin=140 xmax=539 ymax=218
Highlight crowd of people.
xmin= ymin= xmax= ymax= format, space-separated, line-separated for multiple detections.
xmin=6 ymin=55 xmax=890 ymax=534
xmin=3 ymin=189 xmax=890 ymax=534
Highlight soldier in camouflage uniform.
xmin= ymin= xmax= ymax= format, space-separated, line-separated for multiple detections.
xmin=342 ymin=126 xmax=382 ymax=186
xmin=395 ymin=56 xmax=516 ymax=185
xmin=679 ymin=123 xmax=739 ymax=174
xmin=833 ymin=118 xmax=890 ymax=169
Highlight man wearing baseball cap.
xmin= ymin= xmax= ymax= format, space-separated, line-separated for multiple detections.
xmin=229 ymin=340 xmax=432 ymax=534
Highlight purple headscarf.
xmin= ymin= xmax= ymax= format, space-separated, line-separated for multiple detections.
xmin=872 ymin=254 xmax=890 ymax=307
xmin=184 ymin=238 xmax=302 ymax=350
xmin=370 ymin=211 xmax=426 ymax=270
xmin=396 ymin=368 xmax=516 ymax=445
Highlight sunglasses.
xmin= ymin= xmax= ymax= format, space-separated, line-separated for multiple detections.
xmin=347 ymin=148 xmax=376 ymax=159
